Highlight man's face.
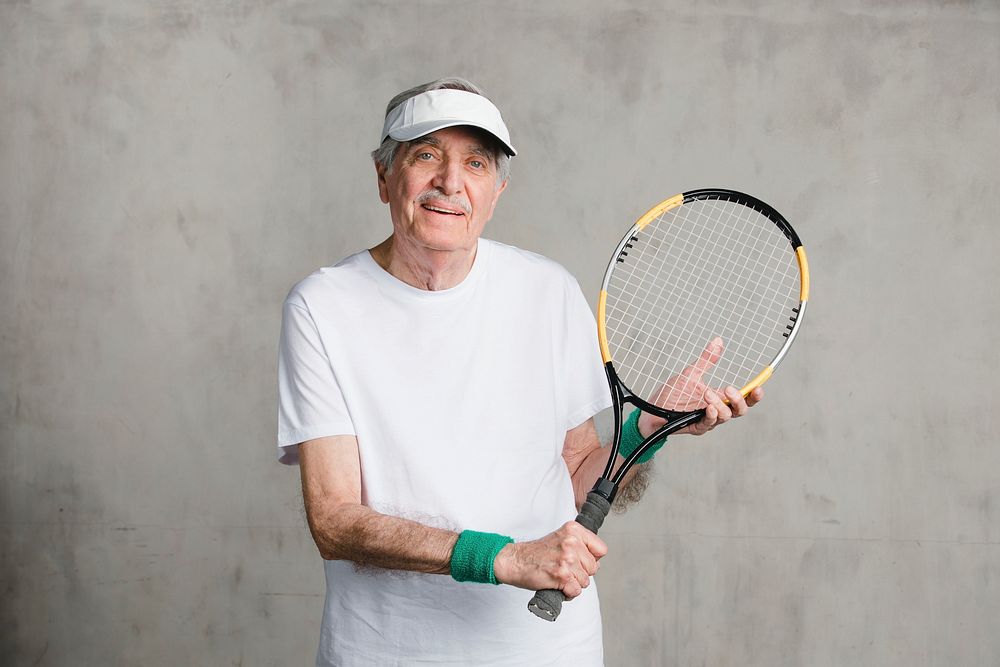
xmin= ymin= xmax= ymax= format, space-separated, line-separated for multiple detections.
xmin=376 ymin=126 xmax=507 ymax=255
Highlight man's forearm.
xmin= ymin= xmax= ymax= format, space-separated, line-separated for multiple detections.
xmin=571 ymin=447 xmax=647 ymax=509
xmin=563 ymin=418 xmax=650 ymax=511
xmin=307 ymin=502 xmax=458 ymax=574
xmin=299 ymin=436 xmax=460 ymax=574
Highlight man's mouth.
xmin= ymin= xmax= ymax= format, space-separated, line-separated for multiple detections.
xmin=422 ymin=204 xmax=465 ymax=216
xmin=416 ymin=191 xmax=471 ymax=217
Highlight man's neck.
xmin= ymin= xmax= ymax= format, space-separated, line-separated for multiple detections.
xmin=369 ymin=236 xmax=478 ymax=291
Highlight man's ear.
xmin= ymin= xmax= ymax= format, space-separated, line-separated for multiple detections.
xmin=375 ymin=162 xmax=390 ymax=204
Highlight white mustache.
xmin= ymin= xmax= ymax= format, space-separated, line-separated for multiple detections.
xmin=416 ymin=190 xmax=471 ymax=216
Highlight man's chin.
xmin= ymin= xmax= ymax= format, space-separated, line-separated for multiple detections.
xmin=414 ymin=235 xmax=477 ymax=254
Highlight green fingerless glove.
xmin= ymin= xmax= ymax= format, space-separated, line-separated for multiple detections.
xmin=450 ymin=530 xmax=513 ymax=585
xmin=620 ymin=409 xmax=666 ymax=463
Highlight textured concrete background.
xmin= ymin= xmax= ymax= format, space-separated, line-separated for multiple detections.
xmin=2 ymin=1 xmax=998 ymax=665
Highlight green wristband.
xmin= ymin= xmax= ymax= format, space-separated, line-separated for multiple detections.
xmin=620 ymin=409 xmax=666 ymax=464
xmin=450 ymin=530 xmax=513 ymax=585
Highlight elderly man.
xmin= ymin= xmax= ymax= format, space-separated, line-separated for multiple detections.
xmin=277 ymin=78 xmax=759 ymax=666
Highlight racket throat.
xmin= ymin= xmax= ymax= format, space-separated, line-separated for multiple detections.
xmin=589 ymin=476 xmax=618 ymax=503
xmin=610 ymin=409 xmax=705 ymax=485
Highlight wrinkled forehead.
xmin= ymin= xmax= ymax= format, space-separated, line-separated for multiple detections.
xmin=409 ymin=125 xmax=503 ymax=151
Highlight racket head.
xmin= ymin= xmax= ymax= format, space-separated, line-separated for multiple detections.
xmin=598 ymin=188 xmax=809 ymax=418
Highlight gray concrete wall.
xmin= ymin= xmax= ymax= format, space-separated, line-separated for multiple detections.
xmin=2 ymin=1 xmax=997 ymax=665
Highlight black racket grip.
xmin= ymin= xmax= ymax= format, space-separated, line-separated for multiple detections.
xmin=527 ymin=491 xmax=612 ymax=621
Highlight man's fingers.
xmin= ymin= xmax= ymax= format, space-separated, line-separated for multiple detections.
xmin=691 ymin=336 xmax=724 ymax=380
xmin=553 ymin=545 xmax=588 ymax=591
xmin=580 ymin=529 xmax=608 ymax=560
xmin=724 ymin=386 xmax=748 ymax=417
xmin=690 ymin=388 xmax=730 ymax=435
xmin=561 ymin=522 xmax=605 ymax=567
xmin=579 ymin=545 xmax=599 ymax=577
xmin=677 ymin=383 xmax=764 ymax=437
xmin=562 ymin=577 xmax=584 ymax=599
xmin=704 ymin=388 xmax=730 ymax=418
xmin=570 ymin=544 xmax=599 ymax=591
xmin=698 ymin=401 xmax=719 ymax=432
xmin=498 ymin=524 xmax=609 ymax=594
xmin=554 ymin=524 xmax=605 ymax=597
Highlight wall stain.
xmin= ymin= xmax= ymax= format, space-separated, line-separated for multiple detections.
xmin=176 ymin=209 xmax=196 ymax=250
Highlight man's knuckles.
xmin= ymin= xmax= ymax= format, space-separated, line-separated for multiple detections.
xmin=558 ymin=520 xmax=586 ymax=536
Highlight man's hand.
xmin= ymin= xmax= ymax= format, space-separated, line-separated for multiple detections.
xmin=637 ymin=336 xmax=763 ymax=438
xmin=491 ymin=522 xmax=607 ymax=600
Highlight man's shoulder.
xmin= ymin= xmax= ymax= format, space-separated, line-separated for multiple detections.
xmin=283 ymin=250 xmax=371 ymax=310
xmin=483 ymin=238 xmax=576 ymax=285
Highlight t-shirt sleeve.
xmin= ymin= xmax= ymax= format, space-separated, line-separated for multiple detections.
xmin=559 ymin=275 xmax=613 ymax=431
xmin=276 ymin=293 xmax=355 ymax=465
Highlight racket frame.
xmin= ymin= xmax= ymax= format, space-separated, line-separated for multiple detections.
xmin=528 ymin=187 xmax=809 ymax=622
xmin=593 ymin=188 xmax=810 ymax=496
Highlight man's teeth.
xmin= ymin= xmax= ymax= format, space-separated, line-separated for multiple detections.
xmin=424 ymin=205 xmax=462 ymax=215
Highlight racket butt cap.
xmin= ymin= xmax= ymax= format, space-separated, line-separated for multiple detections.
xmin=527 ymin=591 xmax=563 ymax=621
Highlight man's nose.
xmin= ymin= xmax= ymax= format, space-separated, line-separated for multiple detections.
xmin=432 ymin=159 xmax=463 ymax=195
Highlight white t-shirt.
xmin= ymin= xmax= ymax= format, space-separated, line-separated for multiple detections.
xmin=277 ymin=238 xmax=612 ymax=666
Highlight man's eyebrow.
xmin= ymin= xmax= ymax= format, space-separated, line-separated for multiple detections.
xmin=467 ymin=145 xmax=494 ymax=162
xmin=407 ymin=135 xmax=495 ymax=165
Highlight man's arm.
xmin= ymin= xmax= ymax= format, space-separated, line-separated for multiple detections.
xmin=299 ymin=435 xmax=457 ymax=571
xmin=562 ymin=418 xmax=610 ymax=509
xmin=299 ymin=435 xmax=607 ymax=600
xmin=563 ymin=417 xmax=659 ymax=515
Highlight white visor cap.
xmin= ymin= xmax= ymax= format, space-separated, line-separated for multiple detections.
xmin=379 ymin=89 xmax=517 ymax=157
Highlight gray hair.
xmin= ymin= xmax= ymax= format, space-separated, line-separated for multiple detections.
xmin=371 ymin=77 xmax=511 ymax=187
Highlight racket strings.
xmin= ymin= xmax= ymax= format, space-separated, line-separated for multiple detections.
xmin=612 ymin=204 xmax=792 ymax=400
xmin=610 ymin=201 xmax=796 ymax=402
xmin=605 ymin=197 xmax=800 ymax=409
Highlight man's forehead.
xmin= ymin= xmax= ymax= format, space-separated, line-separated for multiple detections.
xmin=408 ymin=127 xmax=499 ymax=156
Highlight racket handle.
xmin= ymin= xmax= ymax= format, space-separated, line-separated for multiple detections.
xmin=527 ymin=491 xmax=612 ymax=621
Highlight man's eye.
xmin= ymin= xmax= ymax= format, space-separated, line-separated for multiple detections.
xmin=417 ymin=152 xmax=433 ymax=160
xmin=469 ymin=160 xmax=484 ymax=169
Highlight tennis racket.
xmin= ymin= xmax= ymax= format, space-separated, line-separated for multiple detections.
xmin=527 ymin=188 xmax=810 ymax=621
